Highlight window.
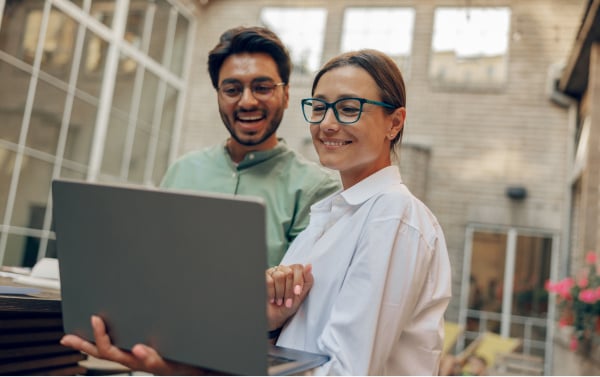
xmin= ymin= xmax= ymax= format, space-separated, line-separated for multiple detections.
xmin=461 ymin=225 xmax=556 ymax=366
xmin=0 ymin=0 xmax=194 ymax=267
xmin=430 ymin=7 xmax=511 ymax=90
xmin=341 ymin=7 xmax=415 ymax=74
xmin=260 ymin=7 xmax=327 ymax=75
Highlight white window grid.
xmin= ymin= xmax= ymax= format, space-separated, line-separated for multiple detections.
xmin=0 ymin=0 xmax=196 ymax=265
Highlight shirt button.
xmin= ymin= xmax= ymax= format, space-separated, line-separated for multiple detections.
xmin=248 ymin=153 xmax=255 ymax=160
xmin=232 ymin=173 xmax=237 ymax=178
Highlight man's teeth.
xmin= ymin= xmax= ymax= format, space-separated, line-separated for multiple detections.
xmin=323 ymin=140 xmax=350 ymax=146
xmin=238 ymin=116 xmax=263 ymax=121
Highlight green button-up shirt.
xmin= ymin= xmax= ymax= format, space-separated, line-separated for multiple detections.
xmin=160 ymin=139 xmax=341 ymax=266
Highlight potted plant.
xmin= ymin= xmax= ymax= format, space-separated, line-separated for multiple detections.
xmin=546 ymin=251 xmax=600 ymax=355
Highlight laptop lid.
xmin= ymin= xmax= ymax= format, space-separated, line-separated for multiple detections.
xmin=53 ymin=179 xmax=275 ymax=375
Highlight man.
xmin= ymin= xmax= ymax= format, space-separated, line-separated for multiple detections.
xmin=161 ymin=26 xmax=341 ymax=266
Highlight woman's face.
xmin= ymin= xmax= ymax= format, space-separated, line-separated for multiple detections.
xmin=310 ymin=65 xmax=405 ymax=189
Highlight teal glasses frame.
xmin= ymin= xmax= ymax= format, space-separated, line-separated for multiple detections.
xmin=301 ymin=97 xmax=396 ymax=125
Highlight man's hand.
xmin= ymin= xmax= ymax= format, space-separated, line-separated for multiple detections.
xmin=60 ymin=315 xmax=209 ymax=375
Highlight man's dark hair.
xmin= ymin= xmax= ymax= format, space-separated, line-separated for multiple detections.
xmin=207 ymin=26 xmax=292 ymax=89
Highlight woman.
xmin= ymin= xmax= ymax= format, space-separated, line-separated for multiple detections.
xmin=62 ymin=49 xmax=451 ymax=375
xmin=267 ymin=49 xmax=451 ymax=375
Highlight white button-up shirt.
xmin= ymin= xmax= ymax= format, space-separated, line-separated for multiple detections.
xmin=277 ymin=166 xmax=452 ymax=375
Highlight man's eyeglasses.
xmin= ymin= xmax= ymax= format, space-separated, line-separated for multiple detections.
xmin=301 ymin=97 xmax=396 ymax=125
xmin=218 ymin=80 xmax=286 ymax=102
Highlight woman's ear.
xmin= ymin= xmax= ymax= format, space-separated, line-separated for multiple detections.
xmin=387 ymin=107 xmax=406 ymax=140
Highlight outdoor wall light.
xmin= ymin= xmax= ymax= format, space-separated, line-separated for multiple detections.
xmin=506 ymin=186 xmax=527 ymax=201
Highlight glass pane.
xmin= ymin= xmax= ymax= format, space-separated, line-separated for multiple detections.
xmin=152 ymin=87 xmax=175 ymax=184
xmin=4 ymin=234 xmax=30 ymax=267
xmin=45 ymin=238 xmax=58 ymax=259
xmin=129 ymin=0 xmax=151 ymax=54
xmin=128 ymin=128 xmax=151 ymax=184
xmin=100 ymin=110 xmax=129 ymax=178
xmin=159 ymin=84 xmax=177 ymax=137
xmin=60 ymin=166 xmax=86 ymax=180
xmin=261 ymin=7 xmax=327 ymax=75
xmin=0 ymin=61 xmax=30 ymax=145
xmin=0 ymin=1 xmax=34 ymax=60
xmin=19 ymin=204 xmax=48 ymax=267
xmin=468 ymin=231 xmax=507 ymax=332
xmin=170 ymin=12 xmax=189 ymax=77
xmin=26 ymin=79 xmax=67 ymax=156
xmin=80 ymin=0 xmax=117 ymax=77
xmin=139 ymin=71 xmax=159 ymax=124
xmin=430 ymin=7 xmax=511 ymax=89
xmin=11 ymin=156 xmax=53 ymax=232
xmin=152 ymin=137 xmax=169 ymax=185
xmin=112 ymin=52 xmax=137 ymax=114
xmin=120 ymin=7 xmax=143 ymax=74
xmin=126 ymin=2 xmax=145 ymax=47
xmin=0 ymin=147 xmax=16 ymax=222
xmin=82 ymin=30 xmax=109 ymax=75
xmin=341 ymin=8 xmax=415 ymax=72
xmin=64 ymin=96 xmax=98 ymax=165
xmin=21 ymin=9 xmax=43 ymax=65
xmin=512 ymin=235 xmax=552 ymax=318
xmin=147 ymin=0 xmax=171 ymax=63
xmin=39 ymin=7 xmax=77 ymax=81
xmin=77 ymin=29 xmax=106 ymax=98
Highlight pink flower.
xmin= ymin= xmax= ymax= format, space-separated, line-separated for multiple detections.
xmin=579 ymin=289 xmax=598 ymax=304
xmin=578 ymin=277 xmax=589 ymax=288
xmin=554 ymin=278 xmax=574 ymax=300
xmin=570 ymin=336 xmax=578 ymax=351
xmin=585 ymin=251 xmax=597 ymax=265
xmin=559 ymin=317 xmax=572 ymax=327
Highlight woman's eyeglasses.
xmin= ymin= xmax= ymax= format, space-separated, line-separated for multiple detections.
xmin=301 ymin=97 xmax=395 ymax=125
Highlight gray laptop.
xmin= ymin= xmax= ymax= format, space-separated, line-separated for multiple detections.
xmin=52 ymin=179 xmax=328 ymax=376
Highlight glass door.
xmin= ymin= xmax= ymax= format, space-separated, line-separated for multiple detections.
xmin=459 ymin=225 xmax=558 ymax=374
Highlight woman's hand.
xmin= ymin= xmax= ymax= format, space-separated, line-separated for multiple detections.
xmin=266 ymin=263 xmax=313 ymax=331
xmin=60 ymin=315 xmax=211 ymax=375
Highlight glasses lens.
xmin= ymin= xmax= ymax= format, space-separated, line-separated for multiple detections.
xmin=334 ymin=99 xmax=362 ymax=124
xmin=219 ymin=81 xmax=281 ymax=101
xmin=303 ymin=99 xmax=327 ymax=124
xmin=251 ymin=82 xmax=278 ymax=101
xmin=219 ymin=83 xmax=242 ymax=99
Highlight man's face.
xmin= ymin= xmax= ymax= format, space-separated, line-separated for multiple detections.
xmin=217 ymin=52 xmax=289 ymax=148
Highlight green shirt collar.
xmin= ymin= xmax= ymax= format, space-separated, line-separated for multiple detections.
xmin=222 ymin=138 xmax=290 ymax=170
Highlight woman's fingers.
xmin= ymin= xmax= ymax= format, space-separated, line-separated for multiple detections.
xmin=265 ymin=264 xmax=313 ymax=308
xmin=302 ymin=263 xmax=314 ymax=294
xmin=271 ymin=265 xmax=290 ymax=306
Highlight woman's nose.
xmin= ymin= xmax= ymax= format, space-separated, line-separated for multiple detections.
xmin=320 ymin=107 xmax=340 ymax=132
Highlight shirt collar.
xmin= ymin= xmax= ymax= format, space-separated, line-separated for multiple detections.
xmin=339 ymin=166 xmax=403 ymax=206
xmin=221 ymin=138 xmax=289 ymax=169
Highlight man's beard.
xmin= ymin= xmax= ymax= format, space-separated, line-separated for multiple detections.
xmin=220 ymin=107 xmax=284 ymax=146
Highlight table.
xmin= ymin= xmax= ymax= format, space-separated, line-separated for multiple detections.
xmin=0 ymin=276 xmax=87 ymax=375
